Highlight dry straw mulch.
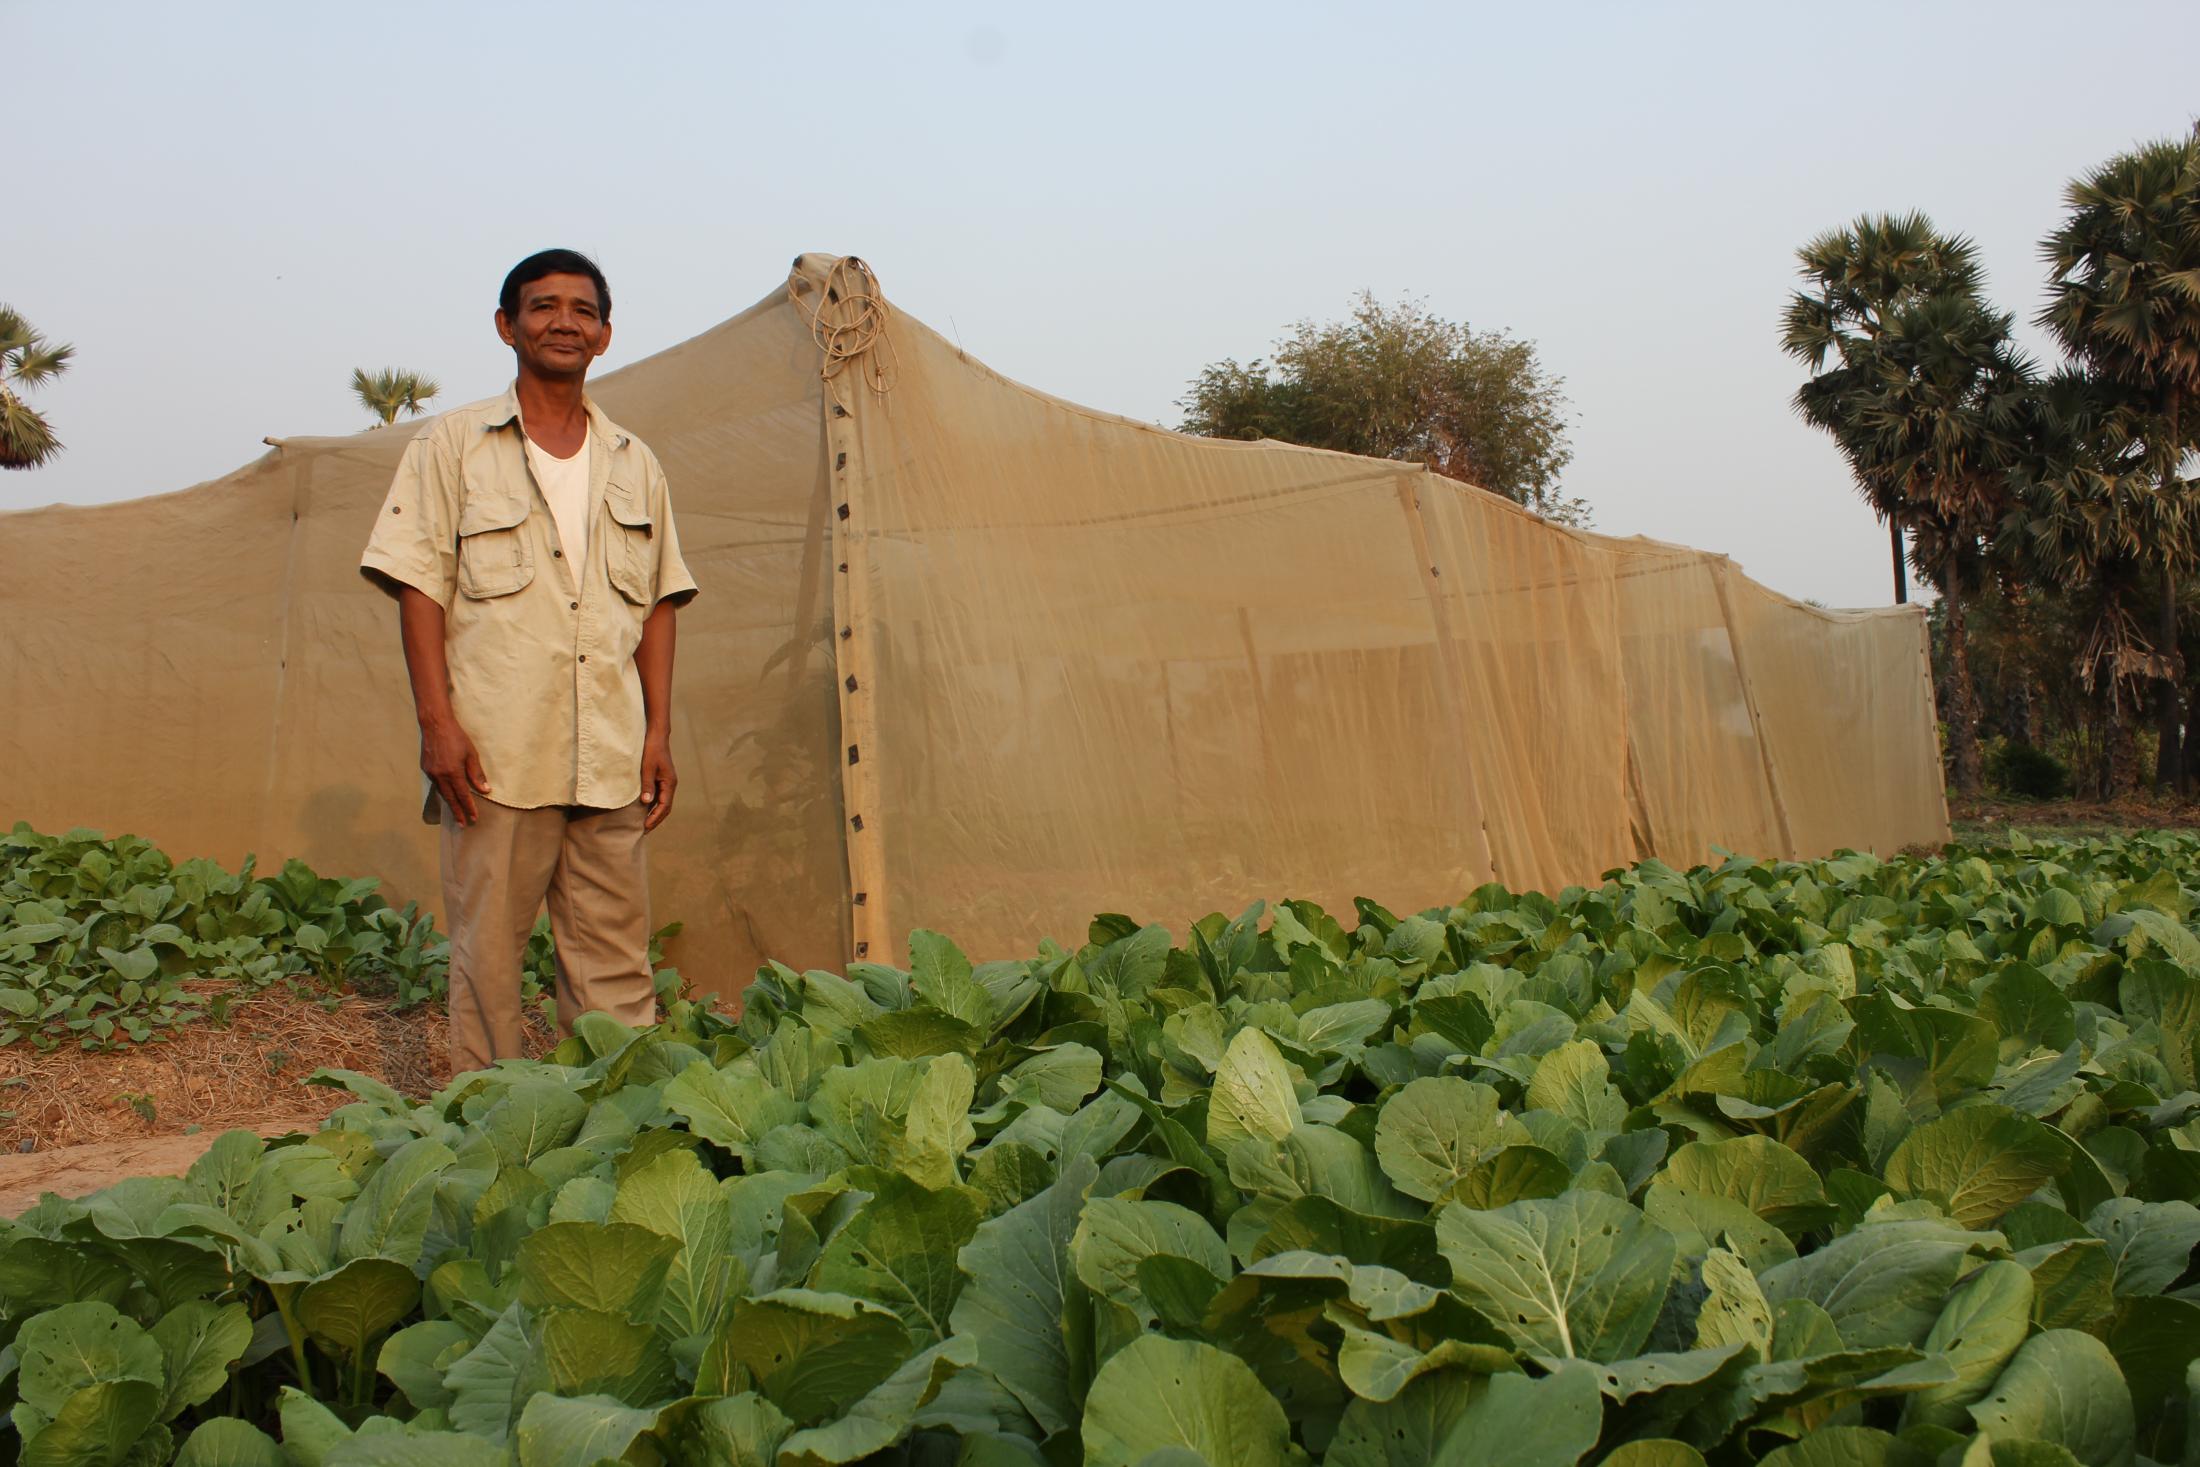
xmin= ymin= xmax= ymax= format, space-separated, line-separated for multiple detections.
xmin=0 ymin=986 xmax=555 ymax=1154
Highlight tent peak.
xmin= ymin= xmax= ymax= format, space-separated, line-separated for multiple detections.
xmin=786 ymin=255 xmax=896 ymax=406
xmin=786 ymin=252 xmax=856 ymax=298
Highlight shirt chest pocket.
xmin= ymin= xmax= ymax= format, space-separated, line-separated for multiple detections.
xmin=605 ymin=487 xmax=655 ymax=606
xmin=456 ymin=495 xmax=536 ymax=599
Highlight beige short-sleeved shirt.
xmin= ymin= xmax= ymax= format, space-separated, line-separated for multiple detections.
xmin=360 ymin=386 xmax=699 ymax=816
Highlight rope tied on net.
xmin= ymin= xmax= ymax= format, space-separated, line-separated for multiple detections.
xmin=786 ymin=255 xmax=897 ymax=411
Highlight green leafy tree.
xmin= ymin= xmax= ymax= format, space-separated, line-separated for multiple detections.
xmin=2039 ymin=126 xmax=2200 ymax=789
xmin=0 ymin=306 xmax=75 ymax=470
xmin=351 ymin=367 xmax=441 ymax=427
xmin=1178 ymin=292 xmax=1582 ymax=523
xmin=1782 ymin=215 xmax=2032 ymax=795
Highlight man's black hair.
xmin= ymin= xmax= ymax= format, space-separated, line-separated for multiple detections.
xmin=499 ymin=249 xmax=612 ymax=322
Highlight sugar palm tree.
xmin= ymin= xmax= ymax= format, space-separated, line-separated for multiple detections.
xmin=1783 ymin=212 xmax=1986 ymax=605
xmin=1783 ymin=215 xmax=2029 ymax=795
xmin=351 ymin=367 xmax=441 ymax=427
xmin=2040 ymin=126 xmax=2200 ymax=788
xmin=0 ymin=307 xmax=75 ymax=470
xmin=2000 ymin=369 xmax=2192 ymax=795
xmin=1855 ymin=294 xmax=2034 ymax=794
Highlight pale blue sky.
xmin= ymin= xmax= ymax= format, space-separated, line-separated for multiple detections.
xmin=6 ymin=1 xmax=2196 ymax=606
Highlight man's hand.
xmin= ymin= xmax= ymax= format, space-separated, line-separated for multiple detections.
xmin=422 ymin=716 xmax=491 ymax=825
xmin=396 ymin=588 xmax=489 ymax=824
xmin=640 ymin=734 xmax=677 ymax=831
xmin=636 ymin=599 xmax=679 ymax=833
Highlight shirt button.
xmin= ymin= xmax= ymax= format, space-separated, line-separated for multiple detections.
xmin=553 ymin=549 xmax=563 ymax=558
xmin=569 ymin=601 xmax=578 ymax=610
xmin=578 ymin=654 xmax=588 ymax=663
xmin=390 ymin=506 xmax=401 ymax=515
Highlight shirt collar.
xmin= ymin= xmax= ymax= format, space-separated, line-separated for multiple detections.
xmin=483 ymin=381 xmax=632 ymax=450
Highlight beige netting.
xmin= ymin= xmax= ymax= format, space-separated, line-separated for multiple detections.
xmin=0 ymin=254 xmax=1947 ymax=995
xmin=1713 ymin=564 xmax=1950 ymax=857
xmin=1607 ymin=541 xmax=1789 ymax=868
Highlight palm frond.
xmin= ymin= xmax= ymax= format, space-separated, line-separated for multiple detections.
xmin=1784 ymin=212 xmax=2036 ymax=576
xmin=7 ymin=342 xmax=74 ymax=388
xmin=351 ymin=366 xmax=441 ymax=426
xmin=0 ymin=307 xmax=72 ymax=393
xmin=2037 ymin=129 xmax=2200 ymax=399
xmin=0 ymin=388 xmax=62 ymax=469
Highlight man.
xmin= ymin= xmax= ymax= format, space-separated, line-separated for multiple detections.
xmin=360 ymin=248 xmax=698 ymax=1074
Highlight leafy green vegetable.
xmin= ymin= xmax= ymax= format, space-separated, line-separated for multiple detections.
xmin=6 ymin=830 xmax=2200 ymax=1463
xmin=0 ymin=824 xmax=682 ymax=1049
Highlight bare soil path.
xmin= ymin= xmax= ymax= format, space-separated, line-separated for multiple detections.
xmin=0 ymin=1118 xmax=323 ymax=1215
xmin=1949 ymin=793 xmax=2200 ymax=842
xmin=0 ymin=990 xmax=565 ymax=1217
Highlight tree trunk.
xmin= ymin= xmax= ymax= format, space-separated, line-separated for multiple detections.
xmin=2182 ymin=687 xmax=2198 ymax=797
xmin=1943 ymin=575 xmax=1982 ymax=796
xmin=1889 ymin=520 xmax=1908 ymax=605
xmin=2154 ymin=561 xmax=2182 ymax=790
xmin=2079 ymin=720 xmax=2105 ymax=799
xmin=2106 ymin=691 xmax=2140 ymax=798
xmin=2158 ymin=392 xmax=2187 ymax=792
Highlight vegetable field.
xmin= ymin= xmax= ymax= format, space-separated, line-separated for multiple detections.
xmin=8 ymin=835 xmax=2200 ymax=1466
xmin=0 ymin=823 xmax=680 ymax=1057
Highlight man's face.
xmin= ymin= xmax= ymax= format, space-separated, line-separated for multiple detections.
xmin=495 ymin=272 xmax=612 ymax=380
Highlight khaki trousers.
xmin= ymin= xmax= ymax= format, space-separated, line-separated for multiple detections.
xmin=439 ymin=797 xmax=656 ymax=1075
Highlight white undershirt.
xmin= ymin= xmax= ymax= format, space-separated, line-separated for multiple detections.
xmin=524 ymin=425 xmax=591 ymax=571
